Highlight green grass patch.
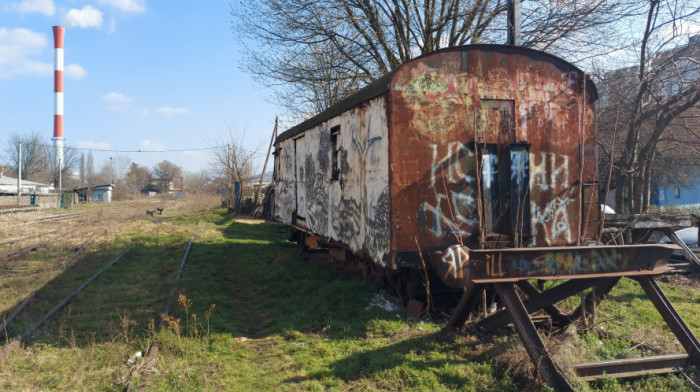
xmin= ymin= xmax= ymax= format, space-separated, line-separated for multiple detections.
xmin=2 ymin=207 xmax=700 ymax=390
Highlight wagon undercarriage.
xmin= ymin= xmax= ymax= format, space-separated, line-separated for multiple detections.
xmin=295 ymin=227 xmax=699 ymax=390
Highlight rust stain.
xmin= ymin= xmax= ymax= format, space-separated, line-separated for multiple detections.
xmin=389 ymin=47 xmax=598 ymax=253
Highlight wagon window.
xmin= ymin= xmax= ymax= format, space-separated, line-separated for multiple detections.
xmin=509 ymin=143 xmax=531 ymax=236
xmin=330 ymin=126 xmax=340 ymax=181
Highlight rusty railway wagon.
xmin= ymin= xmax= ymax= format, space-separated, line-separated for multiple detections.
xmin=272 ymin=45 xmax=700 ymax=390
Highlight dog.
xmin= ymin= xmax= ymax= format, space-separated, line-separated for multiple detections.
xmin=146 ymin=210 xmax=154 ymax=216
xmin=156 ymin=207 xmax=163 ymax=215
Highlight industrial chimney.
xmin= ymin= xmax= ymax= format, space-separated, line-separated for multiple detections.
xmin=53 ymin=26 xmax=65 ymax=178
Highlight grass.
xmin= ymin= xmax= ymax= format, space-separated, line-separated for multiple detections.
xmin=1 ymin=203 xmax=699 ymax=390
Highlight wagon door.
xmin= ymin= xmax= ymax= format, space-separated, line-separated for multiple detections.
xmin=293 ymin=136 xmax=307 ymax=222
xmin=477 ymin=99 xmax=530 ymax=239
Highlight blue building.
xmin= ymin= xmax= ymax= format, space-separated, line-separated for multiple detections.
xmin=652 ymin=181 xmax=700 ymax=210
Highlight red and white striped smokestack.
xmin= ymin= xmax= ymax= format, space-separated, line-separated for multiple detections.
xmin=53 ymin=26 xmax=65 ymax=171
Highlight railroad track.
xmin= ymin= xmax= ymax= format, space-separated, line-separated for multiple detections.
xmin=128 ymin=235 xmax=195 ymax=392
xmin=0 ymin=228 xmax=99 ymax=266
xmin=24 ymin=212 xmax=84 ymax=225
xmin=0 ymin=247 xmax=131 ymax=358
xmin=0 ymin=234 xmax=99 ymax=336
xmin=0 ymin=205 xmax=40 ymax=214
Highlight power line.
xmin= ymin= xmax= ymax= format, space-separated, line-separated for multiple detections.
xmin=23 ymin=142 xmax=216 ymax=153
xmin=22 ymin=142 xmax=265 ymax=156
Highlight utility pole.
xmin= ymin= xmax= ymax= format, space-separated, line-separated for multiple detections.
xmin=110 ymin=156 xmax=114 ymax=184
xmin=507 ymin=0 xmax=521 ymax=46
xmin=254 ymin=117 xmax=278 ymax=205
xmin=227 ymin=144 xmax=232 ymax=209
xmin=58 ymin=157 xmax=63 ymax=197
xmin=17 ymin=141 xmax=22 ymax=200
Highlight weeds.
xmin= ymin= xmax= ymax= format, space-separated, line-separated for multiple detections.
xmin=162 ymin=294 xmax=215 ymax=345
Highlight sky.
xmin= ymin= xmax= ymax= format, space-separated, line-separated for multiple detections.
xmin=0 ymin=0 xmax=279 ymax=175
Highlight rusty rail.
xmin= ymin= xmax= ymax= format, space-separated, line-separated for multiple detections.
xmin=574 ymin=354 xmax=689 ymax=381
xmin=0 ymin=233 xmax=99 ymax=336
xmin=129 ymin=235 xmax=195 ymax=392
xmin=1 ymin=248 xmax=131 ymax=358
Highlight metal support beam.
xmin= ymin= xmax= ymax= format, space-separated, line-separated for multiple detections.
xmin=445 ymin=283 xmax=480 ymax=329
xmin=478 ymin=278 xmax=597 ymax=331
xmin=662 ymin=227 xmax=700 ymax=270
xmin=635 ymin=276 xmax=700 ymax=365
xmin=569 ymin=277 xmax=620 ymax=322
xmin=515 ymin=280 xmax=569 ymax=326
xmin=494 ymin=283 xmax=574 ymax=391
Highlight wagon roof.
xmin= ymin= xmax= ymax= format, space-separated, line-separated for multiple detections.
xmin=275 ymin=44 xmax=596 ymax=143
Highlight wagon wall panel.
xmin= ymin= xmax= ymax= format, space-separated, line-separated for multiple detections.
xmin=275 ymin=99 xmax=391 ymax=265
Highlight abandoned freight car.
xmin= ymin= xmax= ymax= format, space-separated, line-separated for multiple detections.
xmin=273 ymin=44 xmax=601 ymax=271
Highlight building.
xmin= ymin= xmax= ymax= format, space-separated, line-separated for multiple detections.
xmin=598 ymin=34 xmax=700 ymax=211
xmin=74 ymin=184 xmax=113 ymax=203
xmin=0 ymin=173 xmax=54 ymax=195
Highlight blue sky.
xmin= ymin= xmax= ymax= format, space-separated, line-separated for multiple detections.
xmin=0 ymin=0 xmax=279 ymax=174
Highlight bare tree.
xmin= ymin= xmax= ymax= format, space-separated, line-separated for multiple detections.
xmin=232 ymin=0 xmax=642 ymax=116
xmin=3 ymin=130 xmax=47 ymax=180
xmin=153 ymin=160 xmax=182 ymax=193
xmin=125 ymin=163 xmax=152 ymax=193
xmin=47 ymin=145 xmax=80 ymax=188
xmin=184 ymin=170 xmax=216 ymax=194
xmin=95 ymin=160 xmax=114 ymax=185
xmin=79 ymin=153 xmax=85 ymax=187
xmin=86 ymin=152 xmax=95 ymax=186
xmin=596 ymin=0 xmax=700 ymax=213
xmin=111 ymin=155 xmax=132 ymax=184
xmin=208 ymin=127 xmax=260 ymax=208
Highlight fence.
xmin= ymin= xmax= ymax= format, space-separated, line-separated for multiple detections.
xmin=0 ymin=194 xmax=60 ymax=210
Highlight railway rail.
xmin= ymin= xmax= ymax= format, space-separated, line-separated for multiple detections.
xmin=0 ymin=234 xmax=99 ymax=336
xmin=24 ymin=212 xmax=85 ymax=225
xmin=0 ymin=247 xmax=132 ymax=358
xmin=128 ymin=235 xmax=195 ymax=392
xmin=0 ymin=205 xmax=40 ymax=214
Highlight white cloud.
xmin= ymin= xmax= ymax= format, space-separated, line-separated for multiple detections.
xmin=62 ymin=5 xmax=104 ymax=29
xmin=11 ymin=0 xmax=55 ymax=15
xmin=65 ymin=63 xmax=87 ymax=79
xmin=135 ymin=108 xmax=149 ymax=118
xmin=97 ymin=0 xmax=146 ymax=13
xmin=108 ymin=17 xmax=117 ymax=34
xmin=77 ymin=140 xmax=112 ymax=150
xmin=140 ymin=139 xmax=166 ymax=151
xmin=155 ymin=106 xmax=190 ymax=118
xmin=101 ymin=92 xmax=132 ymax=110
xmin=0 ymin=27 xmax=88 ymax=80
xmin=0 ymin=27 xmax=51 ymax=79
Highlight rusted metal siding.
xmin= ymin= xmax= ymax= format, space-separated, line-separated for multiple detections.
xmin=274 ymin=99 xmax=392 ymax=264
xmin=389 ymin=47 xmax=598 ymax=253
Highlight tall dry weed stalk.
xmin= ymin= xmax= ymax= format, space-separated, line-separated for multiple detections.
xmin=161 ymin=314 xmax=181 ymax=343
xmin=117 ymin=310 xmax=136 ymax=346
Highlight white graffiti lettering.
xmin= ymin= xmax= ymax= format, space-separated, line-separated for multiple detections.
xmin=419 ymin=142 xmax=478 ymax=238
xmin=530 ymin=152 xmax=569 ymax=191
xmin=531 ymin=190 xmax=574 ymax=245
xmin=430 ymin=142 xmax=474 ymax=187
xmin=441 ymin=245 xmax=470 ymax=281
